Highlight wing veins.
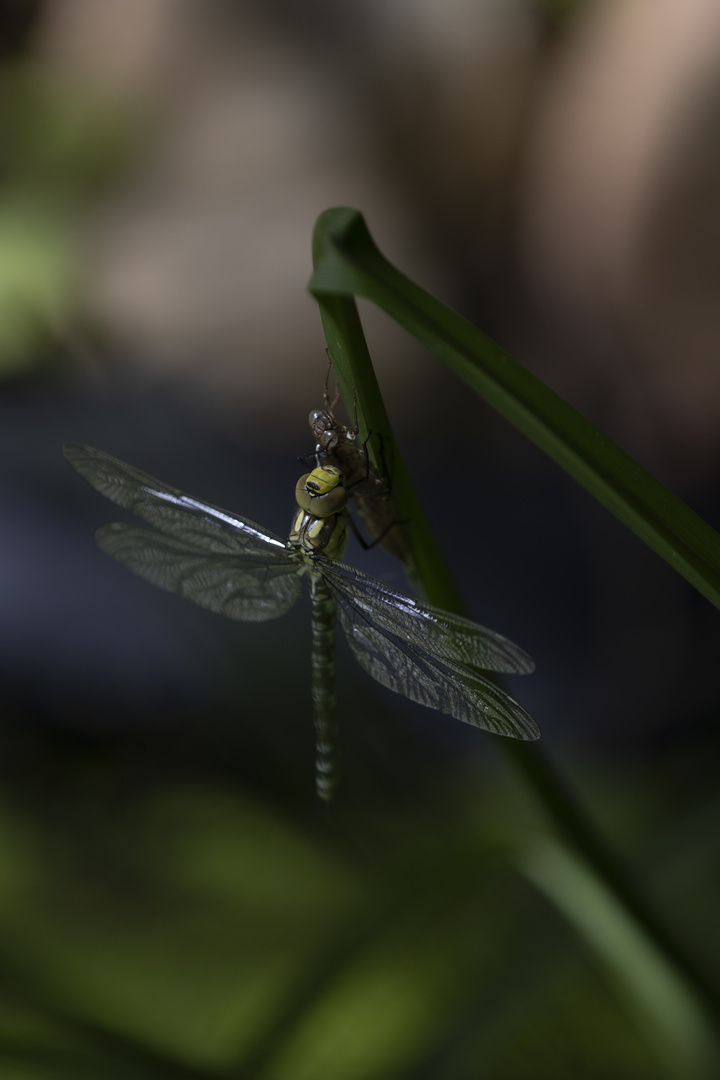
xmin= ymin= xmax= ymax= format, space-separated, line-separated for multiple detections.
xmin=63 ymin=443 xmax=286 ymax=556
xmin=318 ymin=559 xmax=534 ymax=675
xmin=97 ymin=522 xmax=302 ymax=621
xmin=332 ymin=583 xmax=538 ymax=740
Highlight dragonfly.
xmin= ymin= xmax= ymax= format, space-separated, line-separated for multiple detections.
xmin=308 ymin=389 xmax=411 ymax=567
xmin=63 ymin=443 xmax=538 ymax=801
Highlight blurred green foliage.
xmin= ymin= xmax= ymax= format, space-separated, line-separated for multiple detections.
xmin=0 ymin=202 xmax=74 ymax=369
xmin=0 ymin=63 xmax=139 ymax=374
xmin=0 ymin=736 xmax=716 ymax=1078
xmin=0 ymin=725 xmax=716 ymax=1080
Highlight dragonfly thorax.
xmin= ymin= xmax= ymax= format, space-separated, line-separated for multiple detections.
xmin=288 ymin=506 xmax=348 ymax=560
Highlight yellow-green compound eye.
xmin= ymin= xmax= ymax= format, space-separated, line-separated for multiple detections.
xmin=295 ymin=473 xmax=313 ymax=511
xmin=295 ymin=467 xmax=347 ymax=517
xmin=314 ymin=485 xmax=347 ymax=516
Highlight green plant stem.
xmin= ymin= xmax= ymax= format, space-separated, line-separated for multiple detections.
xmin=0 ymin=946 xmax=224 ymax=1079
xmin=315 ymin=292 xmax=462 ymax=607
xmin=509 ymin=741 xmax=720 ymax=1019
xmin=309 ymin=208 xmax=720 ymax=1042
xmin=310 ymin=207 xmax=720 ymax=613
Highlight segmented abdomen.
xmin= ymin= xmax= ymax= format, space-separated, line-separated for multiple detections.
xmin=309 ymin=574 xmax=338 ymax=802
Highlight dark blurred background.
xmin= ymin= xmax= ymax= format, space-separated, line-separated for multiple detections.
xmin=1 ymin=1 xmax=719 ymax=1076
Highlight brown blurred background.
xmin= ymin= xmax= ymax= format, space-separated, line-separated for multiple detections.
xmin=3 ymin=0 xmax=720 ymax=456
xmin=19 ymin=0 xmax=720 ymax=467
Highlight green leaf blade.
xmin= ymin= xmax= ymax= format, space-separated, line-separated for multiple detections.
xmin=310 ymin=207 xmax=720 ymax=612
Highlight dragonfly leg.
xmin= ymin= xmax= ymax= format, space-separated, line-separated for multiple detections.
xmin=347 ymin=508 xmax=408 ymax=552
xmin=345 ymin=430 xmax=392 ymax=498
xmin=323 ymin=351 xmax=342 ymax=414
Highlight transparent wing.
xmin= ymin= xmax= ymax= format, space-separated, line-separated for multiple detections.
xmin=332 ymin=584 xmax=538 ymax=739
xmin=63 ymin=444 xmax=287 ymax=558
xmin=318 ymin=560 xmax=534 ymax=675
xmin=97 ymin=523 xmax=302 ymax=621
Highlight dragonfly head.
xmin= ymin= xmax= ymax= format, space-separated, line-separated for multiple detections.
xmin=295 ymin=465 xmax=348 ymax=517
